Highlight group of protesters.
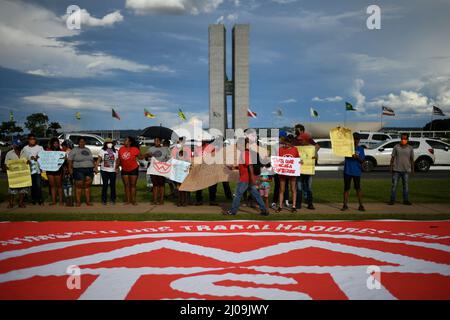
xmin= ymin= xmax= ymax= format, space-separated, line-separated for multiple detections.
xmin=3 ymin=123 xmax=415 ymax=213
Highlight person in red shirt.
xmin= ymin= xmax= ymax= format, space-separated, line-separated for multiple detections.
xmin=276 ymin=137 xmax=300 ymax=213
xmin=225 ymin=138 xmax=269 ymax=216
xmin=118 ymin=136 xmax=141 ymax=205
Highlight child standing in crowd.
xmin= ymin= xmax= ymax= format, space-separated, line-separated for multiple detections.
xmin=342 ymin=132 xmax=365 ymax=211
xmin=95 ymin=138 xmax=119 ymax=205
xmin=225 ymin=138 xmax=269 ymax=216
xmin=4 ymin=139 xmax=28 ymax=208
xmin=257 ymin=164 xmax=272 ymax=210
xmin=21 ymin=133 xmax=44 ymax=205
xmin=276 ymin=136 xmax=299 ymax=213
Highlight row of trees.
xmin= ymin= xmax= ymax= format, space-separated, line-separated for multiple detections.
xmin=0 ymin=113 xmax=62 ymax=140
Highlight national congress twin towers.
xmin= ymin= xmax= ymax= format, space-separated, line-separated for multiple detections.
xmin=209 ymin=24 xmax=249 ymax=134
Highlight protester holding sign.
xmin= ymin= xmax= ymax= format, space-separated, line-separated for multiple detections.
xmin=45 ymin=137 xmax=65 ymax=206
xmin=296 ymin=133 xmax=316 ymax=210
xmin=145 ymin=137 xmax=171 ymax=205
xmin=119 ymin=136 xmax=141 ymax=206
xmin=20 ymin=133 xmax=44 ymax=205
xmin=275 ymin=137 xmax=300 ymax=213
xmin=342 ymin=132 xmax=366 ymax=211
xmin=95 ymin=139 xmax=119 ymax=206
xmin=171 ymin=137 xmax=191 ymax=207
xmin=4 ymin=139 xmax=29 ymax=208
xmin=68 ymin=137 xmax=95 ymax=207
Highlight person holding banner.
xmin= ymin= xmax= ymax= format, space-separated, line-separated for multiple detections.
xmin=68 ymin=137 xmax=95 ymax=207
xmin=145 ymin=137 xmax=171 ymax=205
xmin=4 ymin=139 xmax=28 ymax=208
xmin=341 ymin=132 xmax=366 ymax=211
xmin=21 ymin=133 xmax=44 ymax=205
xmin=172 ymin=137 xmax=191 ymax=206
xmin=275 ymin=137 xmax=300 ymax=213
xmin=296 ymin=133 xmax=316 ymax=210
xmin=225 ymin=138 xmax=269 ymax=216
xmin=95 ymin=139 xmax=119 ymax=206
xmin=119 ymin=136 xmax=141 ymax=206
xmin=46 ymin=137 xmax=65 ymax=206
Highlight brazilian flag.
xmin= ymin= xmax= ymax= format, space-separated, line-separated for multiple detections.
xmin=178 ymin=108 xmax=187 ymax=121
xmin=75 ymin=112 xmax=81 ymax=120
xmin=345 ymin=102 xmax=356 ymax=111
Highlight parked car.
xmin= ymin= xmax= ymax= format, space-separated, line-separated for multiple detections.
xmin=357 ymin=131 xmax=400 ymax=149
xmin=362 ymin=138 xmax=435 ymax=172
xmin=425 ymin=139 xmax=450 ymax=165
xmin=315 ymin=139 xmax=344 ymax=165
xmin=58 ymin=133 xmax=105 ymax=158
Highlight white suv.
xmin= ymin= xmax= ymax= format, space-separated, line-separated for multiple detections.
xmin=357 ymin=132 xmax=400 ymax=149
xmin=362 ymin=138 xmax=435 ymax=172
xmin=58 ymin=133 xmax=104 ymax=158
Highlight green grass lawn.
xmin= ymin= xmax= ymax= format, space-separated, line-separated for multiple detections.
xmin=1 ymin=177 xmax=450 ymax=204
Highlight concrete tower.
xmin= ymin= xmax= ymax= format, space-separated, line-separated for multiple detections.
xmin=208 ymin=24 xmax=227 ymax=135
xmin=209 ymin=24 xmax=250 ymax=134
xmin=232 ymin=24 xmax=249 ymax=131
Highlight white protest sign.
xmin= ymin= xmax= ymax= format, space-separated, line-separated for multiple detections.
xmin=38 ymin=151 xmax=66 ymax=172
xmin=270 ymin=156 xmax=300 ymax=176
xmin=147 ymin=158 xmax=191 ymax=183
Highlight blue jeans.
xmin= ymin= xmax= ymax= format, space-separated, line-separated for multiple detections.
xmin=31 ymin=173 xmax=42 ymax=203
xmin=231 ymin=182 xmax=267 ymax=214
xmin=296 ymin=175 xmax=313 ymax=207
xmin=390 ymin=171 xmax=409 ymax=202
xmin=101 ymin=171 xmax=116 ymax=203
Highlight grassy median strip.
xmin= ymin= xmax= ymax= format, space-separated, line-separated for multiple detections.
xmin=1 ymin=212 xmax=450 ymax=221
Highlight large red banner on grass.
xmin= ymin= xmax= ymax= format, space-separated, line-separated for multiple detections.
xmin=0 ymin=220 xmax=449 ymax=300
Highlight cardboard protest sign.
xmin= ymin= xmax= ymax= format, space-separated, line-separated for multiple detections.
xmin=37 ymin=151 xmax=66 ymax=172
xmin=330 ymin=127 xmax=355 ymax=157
xmin=297 ymin=146 xmax=316 ymax=175
xmin=270 ymin=156 xmax=300 ymax=176
xmin=147 ymin=158 xmax=191 ymax=183
xmin=179 ymin=164 xmax=239 ymax=191
xmin=6 ymin=159 xmax=32 ymax=188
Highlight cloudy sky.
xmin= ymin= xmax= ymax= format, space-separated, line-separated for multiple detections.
xmin=0 ymin=0 xmax=449 ymax=132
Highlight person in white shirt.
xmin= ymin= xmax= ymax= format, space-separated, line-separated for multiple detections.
xmin=4 ymin=139 xmax=28 ymax=208
xmin=95 ymin=138 xmax=120 ymax=205
xmin=20 ymin=133 xmax=44 ymax=205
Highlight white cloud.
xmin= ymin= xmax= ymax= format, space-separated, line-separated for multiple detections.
xmin=272 ymin=0 xmax=298 ymax=4
xmin=0 ymin=1 xmax=172 ymax=77
xmin=312 ymin=96 xmax=342 ymax=102
xmin=216 ymin=13 xmax=238 ymax=24
xmin=348 ymin=53 xmax=408 ymax=73
xmin=63 ymin=9 xmax=124 ymax=28
xmin=126 ymin=0 xmax=223 ymax=15
xmin=350 ymin=79 xmax=366 ymax=112
xmin=281 ymin=98 xmax=297 ymax=103
xmin=368 ymin=90 xmax=430 ymax=114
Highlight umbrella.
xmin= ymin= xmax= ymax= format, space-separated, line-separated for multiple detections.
xmin=141 ymin=126 xmax=178 ymax=141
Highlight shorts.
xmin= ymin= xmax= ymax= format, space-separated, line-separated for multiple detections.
xmin=259 ymin=188 xmax=269 ymax=197
xmin=150 ymin=174 xmax=165 ymax=187
xmin=121 ymin=168 xmax=139 ymax=176
xmin=73 ymin=167 xmax=94 ymax=181
xmin=8 ymin=187 xmax=29 ymax=195
xmin=46 ymin=168 xmax=63 ymax=176
xmin=344 ymin=174 xmax=361 ymax=191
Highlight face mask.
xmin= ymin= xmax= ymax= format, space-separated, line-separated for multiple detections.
xmin=107 ymin=143 xmax=113 ymax=149
xmin=400 ymin=139 xmax=408 ymax=145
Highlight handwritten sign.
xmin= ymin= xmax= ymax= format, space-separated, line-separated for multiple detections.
xmin=180 ymin=164 xmax=239 ymax=192
xmin=147 ymin=158 xmax=191 ymax=183
xmin=6 ymin=159 xmax=32 ymax=188
xmin=38 ymin=151 xmax=66 ymax=172
xmin=297 ymin=146 xmax=316 ymax=175
xmin=330 ymin=127 xmax=355 ymax=157
xmin=270 ymin=156 xmax=300 ymax=176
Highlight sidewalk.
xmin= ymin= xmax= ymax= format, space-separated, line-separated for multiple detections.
xmin=0 ymin=201 xmax=449 ymax=215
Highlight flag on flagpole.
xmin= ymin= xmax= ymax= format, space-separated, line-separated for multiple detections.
xmin=144 ymin=108 xmax=156 ymax=119
xmin=310 ymin=107 xmax=319 ymax=118
xmin=75 ymin=112 xmax=81 ymax=120
xmin=247 ymin=108 xmax=257 ymax=118
xmin=112 ymin=108 xmax=121 ymax=120
xmin=382 ymin=106 xmax=395 ymax=116
xmin=9 ymin=111 xmax=14 ymax=121
xmin=345 ymin=102 xmax=356 ymax=111
xmin=433 ymin=106 xmax=445 ymax=116
xmin=178 ymin=108 xmax=187 ymax=121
